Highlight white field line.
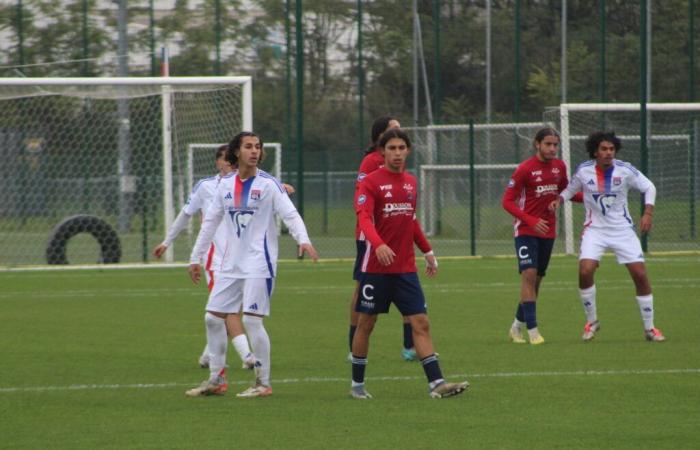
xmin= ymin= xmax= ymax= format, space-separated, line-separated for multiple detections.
xmin=1 ymin=278 xmax=699 ymax=300
xmin=1 ymin=368 xmax=698 ymax=393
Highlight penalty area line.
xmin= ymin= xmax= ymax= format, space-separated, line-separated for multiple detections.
xmin=1 ymin=368 xmax=698 ymax=393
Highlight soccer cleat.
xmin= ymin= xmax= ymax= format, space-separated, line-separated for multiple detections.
xmin=645 ymin=327 xmax=666 ymax=342
xmin=236 ymin=383 xmax=273 ymax=398
xmin=350 ymin=385 xmax=373 ymax=399
xmin=185 ymin=375 xmax=228 ymax=397
xmin=401 ymin=347 xmax=418 ymax=361
xmin=529 ymin=333 xmax=545 ymax=345
xmin=509 ymin=326 xmax=526 ymax=344
xmin=198 ymin=355 xmax=210 ymax=369
xmin=429 ymin=380 xmax=469 ymax=398
xmin=241 ymin=353 xmax=257 ymax=370
xmin=582 ymin=320 xmax=601 ymax=341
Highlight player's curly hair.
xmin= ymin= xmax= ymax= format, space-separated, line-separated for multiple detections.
xmin=533 ymin=127 xmax=559 ymax=147
xmin=365 ymin=116 xmax=399 ymax=155
xmin=585 ymin=131 xmax=622 ymax=159
xmin=227 ymin=131 xmax=265 ymax=166
xmin=378 ymin=128 xmax=411 ymax=149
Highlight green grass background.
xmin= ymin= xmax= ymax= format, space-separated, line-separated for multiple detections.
xmin=1 ymin=256 xmax=699 ymax=449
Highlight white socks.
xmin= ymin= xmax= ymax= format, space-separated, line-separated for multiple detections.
xmin=231 ymin=334 xmax=253 ymax=363
xmin=579 ymin=285 xmax=597 ymax=324
xmin=511 ymin=318 xmax=525 ymax=329
xmin=636 ymin=294 xmax=655 ymax=330
xmin=243 ymin=315 xmax=271 ymax=386
xmin=205 ymin=312 xmax=228 ymax=379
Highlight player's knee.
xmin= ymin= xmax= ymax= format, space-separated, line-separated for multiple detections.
xmin=410 ymin=316 xmax=431 ymax=336
xmin=205 ymin=312 xmax=225 ymax=328
xmin=242 ymin=314 xmax=264 ymax=330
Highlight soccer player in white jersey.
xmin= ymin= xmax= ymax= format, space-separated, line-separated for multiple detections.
xmin=554 ymin=131 xmax=665 ymax=342
xmin=153 ymin=145 xmax=257 ymax=371
xmin=185 ymin=131 xmax=318 ymax=398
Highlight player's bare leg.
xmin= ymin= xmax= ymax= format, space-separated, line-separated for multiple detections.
xmin=626 ymin=262 xmax=665 ymax=342
xmin=579 ymin=259 xmax=601 ymax=341
xmin=408 ymin=313 xmax=468 ymax=398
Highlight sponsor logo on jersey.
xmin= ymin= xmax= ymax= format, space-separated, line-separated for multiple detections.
xmin=357 ymin=172 xmax=367 ymax=182
xmin=357 ymin=194 xmax=366 ymax=205
xmin=228 ymin=210 xmax=255 ymax=237
xmin=531 ymin=170 xmax=542 ymax=176
xmin=225 ymin=192 xmax=233 ymax=199
xmin=384 ymin=191 xmax=393 ymax=198
xmin=592 ymin=193 xmax=617 ymax=216
xmin=379 ymin=184 xmax=393 ymax=191
xmin=535 ymin=184 xmax=559 ymax=195
xmin=613 ymin=177 xmax=622 ymax=186
xmin=382 ymin=202 xmax=413 ymax=215
xmin=250 ymin=189 xmax=261 ymax=200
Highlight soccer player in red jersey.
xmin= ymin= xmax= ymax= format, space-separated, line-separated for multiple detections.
xmin=350 ymin=116 xmax=420 ymax=362
xmin=502 ymin=127 xmax=580 ymax=345
xmin=350 ymin=128 xmax=469 ymax=399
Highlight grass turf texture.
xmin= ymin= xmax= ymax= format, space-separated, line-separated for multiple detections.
xmin=1 ymin=256 xmax=699 ymax=449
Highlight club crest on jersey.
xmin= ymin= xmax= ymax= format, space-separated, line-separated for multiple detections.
xmin=357 ymin=194 xmax=366 ymax=205
xmin=613 ymin=177 xmax=622 ymax=186
xmin=551 ymin=167 xmax=560 ymax=174
xmin=403 ymin=183 xmax=414 ymax=191
xmin=250 ymin=189 xmax=261 ymax=200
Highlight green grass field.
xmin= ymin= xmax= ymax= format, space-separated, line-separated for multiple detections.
xmin=1 ymin=256 xmax=699 ymax=449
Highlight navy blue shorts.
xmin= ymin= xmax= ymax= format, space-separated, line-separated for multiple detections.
xmin=514 ymin=235 xmax=555 ymax=276
xmin=352 ymin=240 xmax=367 ymax=281
xmin=356 ymin=273 xmax=427 ymax=316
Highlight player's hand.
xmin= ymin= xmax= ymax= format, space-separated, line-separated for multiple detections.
xmin=533 ymin=218 xmax=550 ymax=236
xmin=548 ymin=196 xmax=562 ymax=212
xmin=282 ymin=183 xmax=296 ymax=195
xmin=152 ymin=243 xmax=168 ymax=259
xmin=375 ymin=244 xmax=396 ymax=266
xmin=640 ymin=213 xmax=653 ymax=233
xmin=298 ymin=243 xmax=319 ymax=262
xmin=425 ymin=253 xmax=438 ymax=278
xmin=188 ymin=264 xmax=202 ymax=284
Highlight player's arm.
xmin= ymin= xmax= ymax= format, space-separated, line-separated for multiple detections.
xmin=154 ymin=186 xmax=204 ymax=258
xmin=188 ymin=187 xmax=225 ymax=283
xmin=632 ymin=171 xmax=657 ymax=233
xmin=356 ymin=182 xmax=395 ymax=266
xmin=501 ymin=169 xmax=548 ymax=235
xmin=558 ymin=167 xmax=583 ymax=203
xmin=552 ymin=168 xmax=584 ymax=211
xmin=413 ymin=218 xmax=437 ymax=277
xmin=273 ymin=186 xmax=318 ymax=261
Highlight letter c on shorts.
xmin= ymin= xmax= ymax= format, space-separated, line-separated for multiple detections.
xmin=362 ymin=284 xmax=375 ymax=300
xmin=518 ymin=246 xmax=529 ymax=259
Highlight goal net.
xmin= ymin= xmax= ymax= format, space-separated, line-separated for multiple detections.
xmin=0 ymin=76 xmax=252 ymax=267
xmin=545 ymin=103 xmax=700 ymax=254
xmin=406 ymin=122 xmax=549 ymax=256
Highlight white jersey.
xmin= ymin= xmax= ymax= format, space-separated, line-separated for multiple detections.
xmin=560 ymin=159 xmax=656 ymax=230
xmin=161 ymin=174 xmax=228 ymax=271
xmin=190 ymin=169 xmax=311 ymax=278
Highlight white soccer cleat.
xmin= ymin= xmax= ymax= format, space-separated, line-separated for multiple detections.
xmin=429 ymin=380 xmax=469 ymax=398
xmin=185 ymin=377 xmax=227 ymax=397
xmin=236 ymin=383 xmax=273 ymax=398
xmin=645 ymin=327 xmax=666 ymax=342
xmin=509 ymin=326 xmax=526 ymax=344
xmin=582 ymin=320 xmax=601 ymax=341
xmin=350 ymin=385 xmax=372 ymax=399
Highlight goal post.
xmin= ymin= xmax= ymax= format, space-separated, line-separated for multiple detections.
xmin=0 ymin=76 xmax=252 ymax=267
xmin=550 ymin=103 xmax=700 ymax=254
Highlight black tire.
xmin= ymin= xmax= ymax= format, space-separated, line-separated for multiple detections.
xmin=46 ymin=215 xmax=122 ymax=265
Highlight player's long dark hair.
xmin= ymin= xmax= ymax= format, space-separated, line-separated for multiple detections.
xmin=215 ymin=144 xmax=228 ymax=160
xmin=365 ymin=116 xmax=398 ymax=155
xmin=227 ymin=131 xmax=265 ymax=166
xmin=532 ymin=127 xmax=559 ymax=148
xmin=378 ymin=128 xmax=411 ymax=149
xmin=585 ymin=131 xmax=622 ymax=159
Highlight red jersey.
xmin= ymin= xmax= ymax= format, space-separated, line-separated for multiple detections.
xmin=502 ymin=156 xmax=570 ymax=239
xmin=354 ymin=150 xmax=385 ymax=239
xmin=356 ymin=167 xmax=431 ymax=273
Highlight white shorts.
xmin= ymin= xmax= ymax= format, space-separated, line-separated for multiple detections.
xmin=579 ymin=226 xmax=645 ymax=264
xmin=206 ymin=274 xmax=274 ymax=316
